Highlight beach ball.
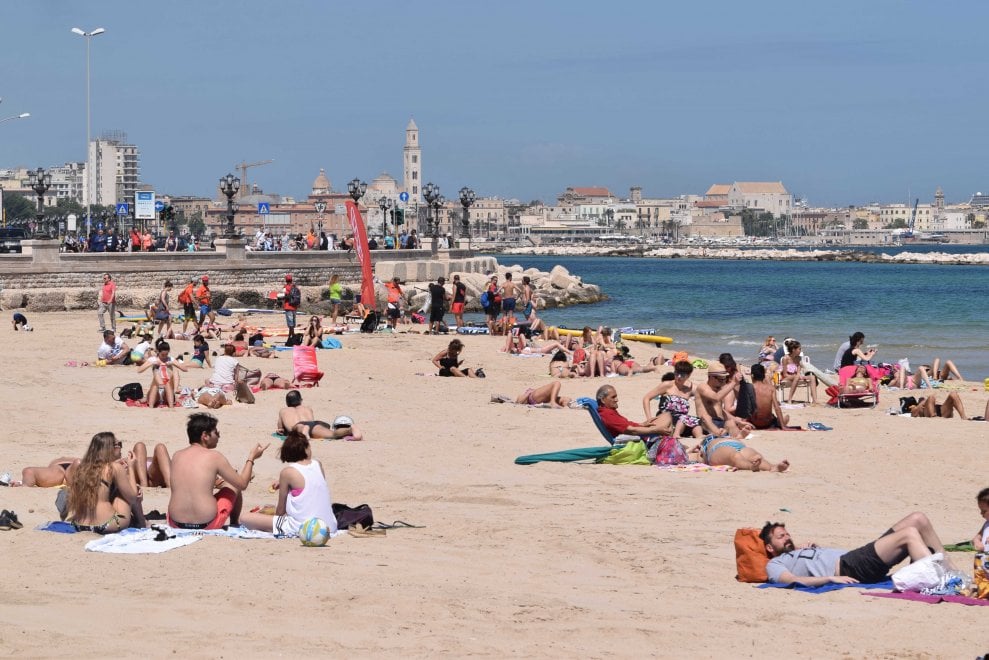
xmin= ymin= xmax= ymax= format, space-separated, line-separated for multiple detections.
xmin=299 ymin=517 xmax=331 ymax=547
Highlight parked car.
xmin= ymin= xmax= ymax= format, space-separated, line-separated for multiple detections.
xmin=0 ymin=227 xmax=28 ymax=253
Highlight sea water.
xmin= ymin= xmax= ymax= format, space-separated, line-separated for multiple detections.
xmin=487 ymin=251 xmax=989 ymax=379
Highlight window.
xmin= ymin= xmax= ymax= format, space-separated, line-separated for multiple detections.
xmin=412 ymin=171 xmax=417 ymax=180
xmin=413 ymin=186 xmax=418 ymax=195
xmin=412 ymin=155 xmax=417 ymax=163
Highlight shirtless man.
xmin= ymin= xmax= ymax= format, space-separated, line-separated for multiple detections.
xmin=167 ymin=413 xmax=268 ymax=530
xmin=499 ymin=272 xmax=520 ymax=324
xmin=277 ymin=390 xmax=364 ymax=440
xmin=747 ymin=363 xmax=789 ymax=429
xmin=695 ymin=362 xmax=752 ymax=439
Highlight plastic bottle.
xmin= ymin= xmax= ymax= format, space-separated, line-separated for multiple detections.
xmin=984 ymin=377 xmax=989 ymax=392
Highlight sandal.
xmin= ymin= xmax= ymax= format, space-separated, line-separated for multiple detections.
xmin=374 ymin=520 xmax=423 ymax=530
xmin=347 ymin=524 xmax=386 ymax=538
xmin=2 ymin=509 xmax=20 ymax=529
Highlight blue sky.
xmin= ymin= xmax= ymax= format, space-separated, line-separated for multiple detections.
xmin=2 ymin=1 xmax=987 ymax=207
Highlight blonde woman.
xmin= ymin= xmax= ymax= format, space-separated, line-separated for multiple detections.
xmin=66 ymin=432 xmax=146 ymax=533
xmin=328 ymin=274 xmax=343 ymax=325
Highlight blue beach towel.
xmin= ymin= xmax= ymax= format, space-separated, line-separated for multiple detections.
xmin=758 ymin=579 xmax=893 ymax=594
xmin=515 ymin=446 xmax=615 ymax=465
xmin=320 ymin=336 xmax=342 ymax=349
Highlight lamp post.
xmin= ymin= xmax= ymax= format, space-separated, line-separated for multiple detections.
xmin=422 ymin=182 xmax=441 ymax=256
xmin=71 ymin=26 xmax=106 ymax=240
xmin=347 ymin=178 xmax=367 ymax=205
xmin=27 ymin=167 xmax=52 ymax=239
xmin=377 ymin=196 xmax=393 ymax=244
xmin=458 ymin=186 xmax=475 ymax=250
xmin=314 ymin=201 xmax=326 ymax=236
xmin=218 ymin=173 xmax=241 ymax=238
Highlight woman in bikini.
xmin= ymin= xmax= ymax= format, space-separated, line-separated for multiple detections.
xmin=515 ymin=382 xmax=572 ymax=408
xmin=304 ymin=316 xmax=324 ymax=347
xmin=640 ymin=360 xmax=702 ymax=439
xmin=136 ymin=341 xmax=189 ymax=408
xmin=432 ymin=339 xmax=481 ymax=378
xmin=14 ymin=457 xmax=80 ymax=487
xmin=65 ymin=432 xmax=147 ymax=534
xmin=780 ymin=340 xmax=819 ymax=404
xmin=153 ymin=280 xmax=173 ymax=340
xmin=690 ymin=435 xmax=789 ymax=472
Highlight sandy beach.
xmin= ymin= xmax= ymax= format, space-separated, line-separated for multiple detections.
xmin=0 ymin=311 xmax=987 ymax=657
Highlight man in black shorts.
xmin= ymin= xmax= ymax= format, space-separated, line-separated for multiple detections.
xmin=761 ymin=512 xmax=956 ymax=586
xmin=427 ymin=276 xmax=449 ymax=334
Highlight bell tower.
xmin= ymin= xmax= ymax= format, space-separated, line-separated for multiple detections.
xmin=403 ymin=118 xmax=421 ymax=204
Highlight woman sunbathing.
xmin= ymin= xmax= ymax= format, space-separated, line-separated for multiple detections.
xmin=65 ymin=432 xmax=147 ymax=533
xmin=689 ymin=435 xmax=790 ymax=472
xmin=841 ymin=364 xmax=872 ymax=394
xmin=906 ymin=392 xmax=968 ymax=419
xmin=515 ymin=382 xmax=572 ymax=408
xmin=13 ymin=457 xmax=80 ymax=487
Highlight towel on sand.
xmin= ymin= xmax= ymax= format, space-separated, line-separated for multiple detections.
xmin=865 ymin=591 xmax=989 ymax=606
xmin=84 ymin=526 xmax=279 ymax=554
xmin=758 ymin=580 xmax=893 ymax=594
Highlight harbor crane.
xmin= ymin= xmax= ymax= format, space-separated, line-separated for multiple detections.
xmin=235 ymin=159 xmax=274 ymax=199
xmin=904 ymin=198 xmax=919 ymax=238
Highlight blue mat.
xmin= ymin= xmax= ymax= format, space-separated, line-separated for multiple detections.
xmin=515 ymin=446 xmax=614 ymax=465
xmin=758 ymin=579 xmax=893 ymax=594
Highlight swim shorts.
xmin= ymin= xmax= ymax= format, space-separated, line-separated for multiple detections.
xmin=451 ymin=302 xmax=464 ymax=315
xmin=501 ymin=297 xmax=516 ymax=312
xmin=167 ymin=487 xmax=236 ymax=530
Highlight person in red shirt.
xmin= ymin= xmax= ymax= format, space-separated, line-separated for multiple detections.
xmin=196 ymin=276 xmax=213 ymax=327
xmin=283 ymin=274 xmax=299 ymax=340
xmin=595 ymin=384 xmax=673 ymax=439
xmin=97 ymin=273 xmax=117 ymax=333
xmin=384 ymin=277 xmax=403 ymax=329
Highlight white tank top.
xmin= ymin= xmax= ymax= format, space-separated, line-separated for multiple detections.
xmin=286 ymin=459 xmax=337 ymax=533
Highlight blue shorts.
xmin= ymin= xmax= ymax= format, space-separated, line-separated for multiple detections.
xmin=502 ymin=297 xmax=516 ymax=312
xmin=199 ymin=304 xmax=210 ymax=318
xmin=285 ymin=310 xmax=297 ymax=327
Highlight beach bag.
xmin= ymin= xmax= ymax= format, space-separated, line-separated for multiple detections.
xmin=599 ymin=440 xmax=651 ymax=465
xmin=333 ymin=503 xmax=374 ymax=530
xmin=652 ymin=436 xmax=690 ymax=466
xmin=734 ymin=528 xmax=769 ymax=583
xmin=825 ymin=384 xmax=840 ymax=407
xmin=234 ymin=365 xmax=262 ymax=387
xmin=479 ymin=290 xmax=491 ymax=309
xmin=974 ymin=553 xmax=989 ymax=599
xmin=177 ymin=287 xmax=193 ymax=305
xmin=360 ymin=311 xmax=379 ymax=333
xmin=113 ymin=382 xmax=144 ymax=402
xmin=248 ymin=332 xmax=265 ymax=346
xmin=892 ymin=552 xmax=946 ymax=592
xmin=899 ymin=396 xmax=919 ymax=414
xmin=734 ymin=379 xmax=757 ymax=419
xmin=411 ymin=312 xmax=426 ymax=324
xmin=287 ymin=284 xmax=302 ymax=308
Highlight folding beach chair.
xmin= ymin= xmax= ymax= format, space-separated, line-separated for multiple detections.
xmin=574 ymin=397 xmax=639 ymax=446
xmin=292 ymin=345 xmax=324 ymax=387
xmin=835 ymin=364 xmax=880 ymax=408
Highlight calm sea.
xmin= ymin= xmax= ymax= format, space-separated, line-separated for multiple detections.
xmin=480 ymin=247 xmax=989 ymax=379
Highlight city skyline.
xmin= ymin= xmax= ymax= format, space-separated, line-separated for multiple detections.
xmin=2 ymin=1 xmax=988 ymax=207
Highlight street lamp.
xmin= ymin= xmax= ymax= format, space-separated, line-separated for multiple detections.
xmin=71 ymin=26 xmax=106 ymax=240
xmin=458 ymin=186 xmax=475 ymax=249
xmin=314 ymin=201 xmax=326 ymax=236
xmin=422 ymin=182 xmax=441 ymax=256
xmin=218 ymin=173 xmax=241 ymax=238
xmin=27 ymin=167 xmax=52 ymax=238
xmin=377 ymin=196 xmax=393 ymax=244
xmin=347 ymin=178 xmax=367 ymax=204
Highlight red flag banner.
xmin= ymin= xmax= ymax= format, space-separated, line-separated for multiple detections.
xmin=345 ymin=200 xmax=376 ymax=310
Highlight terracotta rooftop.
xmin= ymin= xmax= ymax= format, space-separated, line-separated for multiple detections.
xmin=570 ymin=186 xmax=612 ymax=197
xmin=705 ymin=184 xmax=731 ymax=196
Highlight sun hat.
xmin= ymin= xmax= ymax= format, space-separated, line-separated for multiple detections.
xmin=332 ymin=415 xmax=353 ymax=429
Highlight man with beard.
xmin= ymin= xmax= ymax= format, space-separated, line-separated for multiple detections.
xmin=760 ymin=513 xmax=956 ymax=586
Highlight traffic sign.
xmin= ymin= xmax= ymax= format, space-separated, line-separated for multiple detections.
xmin=257 ymin=202 xmax=270 ymax=215
xmin=155 ymin=200 xmax=165 ymax=212
xmin=116 ymin=203 xmax=129 ymax=216
xmin=399 ymin=191 xmax=409 ymax=203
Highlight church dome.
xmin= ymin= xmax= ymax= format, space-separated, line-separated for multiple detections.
xmin=312 ymin=169 xmax=331 ymax=195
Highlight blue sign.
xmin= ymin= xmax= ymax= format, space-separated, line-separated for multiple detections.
xmin=257 ymin=202 xmax=270 ymax=215
xmin=155 ymin=200 xmax=165 ymax=212
xmin=116 ymin=203 xmax=129 ymax=216
xmin=399 ymin=192 xmax=409 ymax=203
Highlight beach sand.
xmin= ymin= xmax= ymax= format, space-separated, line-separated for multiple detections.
xmin=0 ymin=311 xmax=986 ymax=657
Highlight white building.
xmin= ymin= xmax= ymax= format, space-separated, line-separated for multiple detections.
xmin=727 ymin=181 xmax=792 ymax=217
xmin=86 ymin=130 xmax=140 ymax=208
xmin=402 ymin=118 xmax=421 ymax=204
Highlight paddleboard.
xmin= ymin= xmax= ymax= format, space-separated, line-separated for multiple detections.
xmin=551 ymin=327 xmax=674 ymax=345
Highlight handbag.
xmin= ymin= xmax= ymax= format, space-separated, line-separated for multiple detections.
xmin=652 ymin=436 xmax=690 ymax=466
xmin=333 ymin=503 xmax=374 ymax=530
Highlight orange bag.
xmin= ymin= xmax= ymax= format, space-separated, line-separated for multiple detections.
xmin=734 ymin=528 xmax=769 ymax=582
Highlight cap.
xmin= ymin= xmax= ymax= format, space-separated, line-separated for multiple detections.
xmin=332 ymin=415 xmax=353 ymax=429
xmin=201 ymin=275 xmax=209 ymax=282
xmin=285 ymin=274 xmax=293 ymax=281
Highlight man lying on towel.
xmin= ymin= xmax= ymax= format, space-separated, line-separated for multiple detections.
xmin=761 ymin=512 xmax=957 ymax=587
xmin=167 ymin=412 xmax=268 ymax=530
xmin=596 ymin=384 xmax=673 ymax=438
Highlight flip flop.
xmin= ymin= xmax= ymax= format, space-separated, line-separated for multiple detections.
xmin=374 ymin=520 xmax=424 ymax=530
xmin=347 ymin=524 xmax=386 ymax=538
xmin=807 ymin=422 xmax=833 ymax=431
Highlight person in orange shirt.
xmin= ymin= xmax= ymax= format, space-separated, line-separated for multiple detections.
xmin=178 ymin=277 xmax=198 ymax=334
xmin=130 ymin=228 xmax=142 ymax=252
xmin=142 ymin=230 xmax=154 ymax=252
xmin=384 ymin=277 xmax=403 ymax=329
xmin=196 ymin=275 xmax=213 ymax=327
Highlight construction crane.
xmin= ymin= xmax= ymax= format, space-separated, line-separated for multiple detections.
xmin=904 ymin=198 xmax=919 ymax=239
xmin=235 ymin=159 xmax=274 ymax=199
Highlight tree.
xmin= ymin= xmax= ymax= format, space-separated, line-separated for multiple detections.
xmin=2 ymin=192 xmax=35 ymax=224
xmin=884 ymin=218 xmax=908 ymax=229
xmin=187 ymin=211 xmax=206 ymax=238
xmin=852 ymin=218 xmax=869 ymax=230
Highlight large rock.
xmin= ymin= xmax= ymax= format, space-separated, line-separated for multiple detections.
xmin=549 ymin=265 xmax=573 ymax=290
xmin=2 ymin=292 xmax=26 ymax=309
xmin=25 ymin=291 xmax=67 ymax=312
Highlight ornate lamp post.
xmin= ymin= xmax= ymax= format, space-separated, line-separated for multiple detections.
xmin=27 ymin=167 xmax=52 ymax=238
xmin=458 ymin=186 xmax=475 ymax=250
xmin=347 ymin=178 xmax=367 ymax=205
xmin=218 ymin=173 xmax=241 ymax=238
xmin=422 ymin=182 xmax=441 ymax=256
xmin=377 ymin=196 xmax=393 ymax=243
xmin=314 ymin=201 xmax=326 ymax=235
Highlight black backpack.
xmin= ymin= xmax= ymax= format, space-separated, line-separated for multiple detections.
xmin=734 ymin=378 xmax=757 ymax=419
xmin=113 ymin=382 xmax=144 ymax=402
xmin=360 ymin=311 xmax=379 ymax=333
xmin=288 ymin=284 xmax=302 ymax=307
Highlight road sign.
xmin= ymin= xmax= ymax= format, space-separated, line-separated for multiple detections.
xmin=399 ymin=191 xmax=409 ymax=203
xmin=155 ymin=200 xmax=165 ymax=212
xmin=116 ymin=203 xmax=129 ymax=216
xmin=135 ymin=191 xmax=155 ymax=220
xmin=258 ymin=202 xmax=270 ymax=215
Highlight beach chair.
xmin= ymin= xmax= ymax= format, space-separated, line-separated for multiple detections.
xmin=292 ymin=345 xmax=324 ymax=387
xmin=574 ymin=397 xmax=638 ymax=446
xmin=835 ymin=364 xmax=880 ymax=408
